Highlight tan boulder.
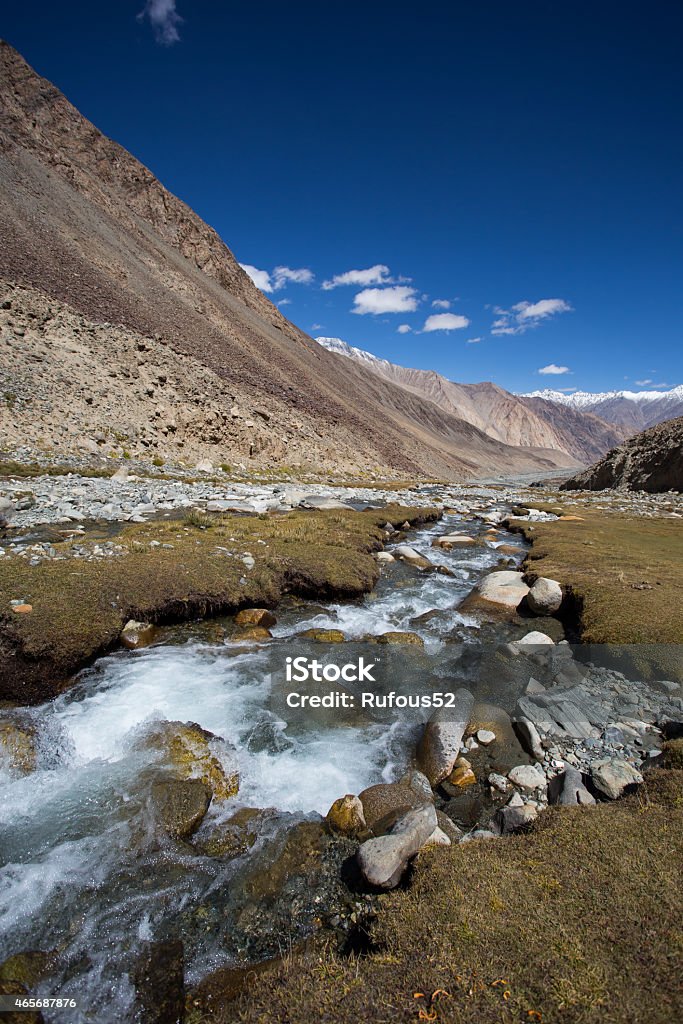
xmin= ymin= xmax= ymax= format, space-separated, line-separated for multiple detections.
xmin=235 ymin=608 xmax=277 ymax=628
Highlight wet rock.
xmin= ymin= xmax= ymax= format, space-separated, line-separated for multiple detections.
xmin=0 ymin=950 xmax=57 ymax=990
xmin=356 ymin=803 xmax=438 ymax=889
xmin=416 ymin=688 xmax=475 ymax=785
xmin=234 ymin=626 xmax=272 ymax=642
xmin=139 ymin=721 xmax=239 ymax=801
xmin=527 ymin=577 xmax=563 ymax=615
xmin=590 ymin=759 xmax=644 ymax=799
xmin=299 ymin=628 xmax=346 ymax=643
xmin=120 ymin=619 xmax=157 ymax=650
xmin=548 ymin=767 xmax=596 ymax=806
xmin=393 ymin=544 xmax=433 ymax=569
xmin=195 ymin=807 xmax=263 ymax=859
xmin=431 ymin=533 xmax=475 ymax=549
xmin=326 ymin=795 xmax=367 ymax=837
xmin=376 ymin=551 xmax=395 ymax=563
xmin=150 ymin=776 xmax=212 ymax=839
xmin=188 ymin=958 xmax=276 ymax=1019
xmin=133 ymin=939 xmax=185 ymax=1024
xmin=235 ymin=608 xmax=277 ymax=628
xmin=507 ymin=764 xmax=547 ymax=792
xmin=375 ymin=631 xmax=424 ymax=646
xmin=0 ymin=719 xmax=38 ymax=775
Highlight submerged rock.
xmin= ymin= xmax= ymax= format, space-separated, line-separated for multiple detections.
xmin=0 ymin=718 xmax=38 ymax=775
xmin=195 ymin=807 xmax=264 ymax=859
xmin=138 ymin=720 xmax=239 ymax=802
xmin=120 ymin=619 xmax=157 ymax=650
xmin=299 ymin=628 xmax=346 ymax=643
xmin=356 ymin=803 xmax=438 ymax=889
xmin=133 ymin=939 xmax=185 ymax=1024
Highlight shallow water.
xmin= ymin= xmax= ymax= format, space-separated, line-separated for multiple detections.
xmin=0 ymin=507 xmax=526 ymax=1020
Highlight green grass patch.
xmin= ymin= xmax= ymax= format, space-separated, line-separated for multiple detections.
xmin=0 ymin=460 xmax=113 ymax=479
xmin=510 ymin=508 xmax=683 ymax=644
xmin=231 ymin=769 xmax=683 ymax=1024
xmin=0 ymin=505 xmax=438 ymax=704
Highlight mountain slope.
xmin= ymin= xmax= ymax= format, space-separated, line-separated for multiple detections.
xmin=560 ymin=416 xmax=683 ymax=493
xmin=317 ymin=337 xmax=626 ymax=463
xmin=524 ymin=386 xmax=683 ymax=431
xmin=0 ymin=42 xmax=583 ymax=480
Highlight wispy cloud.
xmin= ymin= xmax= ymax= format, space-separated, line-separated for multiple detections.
xmin=492 ymin=297 xmax=572 ymax=336
xmin=422 ymin=313 xmax=470 ymax=332
xmin=138 ymin=0 xmax=182 ymax=45
xmin=352 ymin=286 xmax=418 ymax=315
xmin=466 ymin=336 xmax=483 ymax=344
xmin=634 ymin=379 xmax=670 ymax=388
xmin=397 ymin=324 xmax=412 ymax=334
xmin=322 ymin=264 xmax=393 ymax=290
xmin=239 ymin=263 xmax=314 ymax=293
xmin=431 ymin=299 xmax=451 ymax=309
xmin=538 ymin=364 xmax=571 ymax=375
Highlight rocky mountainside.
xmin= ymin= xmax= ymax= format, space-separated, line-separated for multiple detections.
xmin=0 ymin=42 xmax=587 ymax=480
xmin=317 ymin=338 xmax=626 ymax=463
xmin=561 ymin=416 xmax=683 ymax=492
xmin=525 ymin=386 xmax=683 ymax=432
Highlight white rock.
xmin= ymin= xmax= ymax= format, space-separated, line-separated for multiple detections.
xmin=476 ymin=729 xmax=496 ymax=745
xmin=591 ymin=759 xmax=643 ymax=800
xmin=516 ymin=631 xmax=555 ymax=646
xmin=468 ymin=570 xmax=529 ymax=609
xmin=376 ymin=551 xmax=395 ymax=562
xmin=508 ymin=764 xmax=547 ymax=792
xmin=527 ymin=577 xmax=563 ymax=615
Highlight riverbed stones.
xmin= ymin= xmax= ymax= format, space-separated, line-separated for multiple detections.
xmin=120 ymin=619 xmax=157 ymax=650
xmin=150 ymin=776 xmax=212 ymax=838
xmin=359 ymin=771 xmax=432 ymax=833
xmin=514 ymin=717 xmax=544 ymax=761
xmin=299 ymin=628 xmax=346 ymax=643
xmin=356 ymin=802 xmax=438 ymax=889
xmin=476 ymin=729 xmax=496 ymax=745
xmin=507 ymin=764 xmax=547 ymax=792
xmin=234 ymin=626 xmax=272 ymax=642
xmin=495 ymin=800 xmax=539 ymax=834
xmin=590 ymin=759 xmax=644 ymax=799
xmin=235 ymin=608 xmax=277 ymax=628
xmin=527 ymin=577 xmax=563 ymax=615
xmin=375 ymin=631 xmax=424 ymax=646
xmin=416 ymin=688 xmax=475 ymax=786
xmin=326 ymin=795 xmax=367 ymax=837
xmin=431 ymin=534 xmax=475 ymax=549
xmin=548 ymin=766 xmax=596 ymax=806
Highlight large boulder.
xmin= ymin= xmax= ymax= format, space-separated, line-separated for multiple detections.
xmin=356 ymin=803 xmax=438 ymax=889
xmin=590 ymin=759 xmax=643 ymax=800
xmin=431 ymin=534 xmax=475 ymax=549
xmin=460 ymin=571 xmax=530 ymax=614
xmin=527 ymin=577 xmax=563 ymax=615
xmin=416 ymin=689 xmax=475 ymax=786
xmin=359 ymin=771 xmax=432 ymax=833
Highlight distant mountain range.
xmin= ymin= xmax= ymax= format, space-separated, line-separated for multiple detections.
xmin=317 ymin=338 xmax=627 ymax=464
xmin=524 ymin=386 xmax=683 ymax=431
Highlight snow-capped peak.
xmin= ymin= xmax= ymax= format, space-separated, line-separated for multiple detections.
xmin=524 ymin=385 xmax=683 ymax=407
xmin=315 ymin=336 xmax=392 ymax=372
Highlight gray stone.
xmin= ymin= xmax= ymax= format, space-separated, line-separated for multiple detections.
xmin=393 ymin=544 xmax=433 ymax=569
xmin=356 ymin=803 xmax=438 ymax=889
xmin=527 ymin=577 xmax=563 ymax=615
xmin=590 ymin=759 xmax=643 ymax=800
xmin=495 ymin=802 xmax=538 ymax=834
xmin=514 ymin=717 xmax=544 ymax=761
xmin=507 ymin=764 xmax=547 ymax=792
xmin=416 ymin=689 xmax=475 ymax=785
xmin=548 ymin=766 xmax=596 ymax=806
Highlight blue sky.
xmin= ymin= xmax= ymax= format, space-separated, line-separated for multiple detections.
xmin=2 ymin=1 xmax=682 ymax=393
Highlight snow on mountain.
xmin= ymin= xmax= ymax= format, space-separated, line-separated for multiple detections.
xmin=525 ymin=386 xmax=683 ymax=406
xmin=522 ymin=385 xmax=683 ymax=431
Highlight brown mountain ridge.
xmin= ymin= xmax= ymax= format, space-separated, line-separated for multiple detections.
xmin=0 ymin=42 xmax=606 ymax=479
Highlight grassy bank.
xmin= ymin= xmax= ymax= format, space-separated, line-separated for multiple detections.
xmin=510 ymin=507 xmax=683 ymax=644
xmin=230 ymin=767 xmax=683 ymax=1024
xmin=0 ymin=504 xmax=438 ymax=704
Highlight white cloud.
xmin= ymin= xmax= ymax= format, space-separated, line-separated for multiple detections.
xmin=538 ymin=364 xmax=572 ymax=375
xmin=431 ymin=299 xmax=451 ymax=309
xmin=352 ymin=286 xmax=419 ymax=315
xmin=635 ymin=378 xmax=653 ymax=386
xmin=277 ymin=298 xmax=291 ymax=306
xmin=311 ymin=323 xmax=323 ymax=330
xmin=466 ymin=337 xmax=483 ymax=344
xmin=272 ymin=266 xmax=314 ymax=289
xmin=491 ymin=297 xmax=572 ymax=336
xmin=422 ymin=313 xmax=470 ymax=332
xmin=240 ymin=263 xmax=273 ymax=292
xmin=322 ymin=264 xmax=392 ymax=290
xmin=239 ymin=263 xmax=313 ymax=294
xmin=397 ymin=324 xmax=412 ymax=334
xmin=138 ymin=0 xmax=182 ymax=45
